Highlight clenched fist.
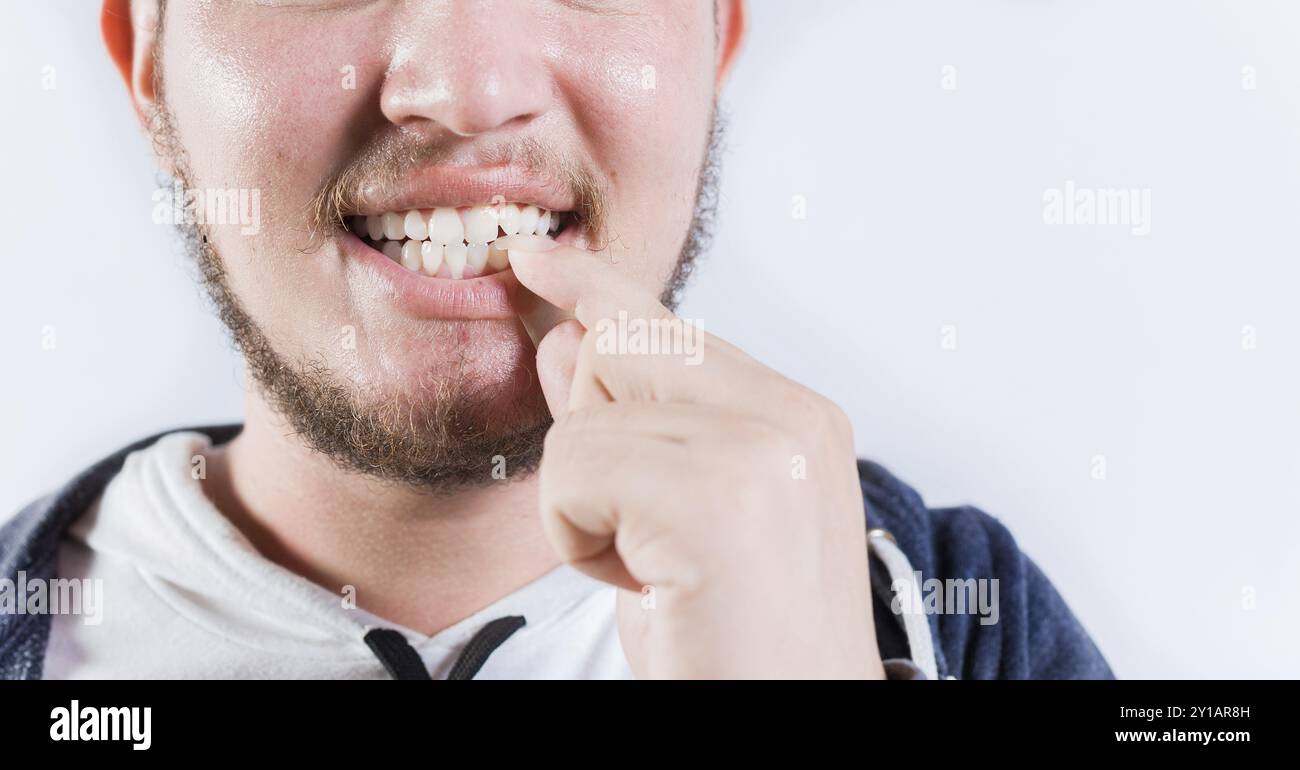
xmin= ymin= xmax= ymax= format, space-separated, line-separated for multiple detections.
xmin=508 ymin=240 xmax=885 ymax=680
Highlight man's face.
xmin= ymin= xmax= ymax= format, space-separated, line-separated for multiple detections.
xmin=150 ymin=0 xmax=724 ymax=489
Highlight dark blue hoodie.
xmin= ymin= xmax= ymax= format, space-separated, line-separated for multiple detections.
xmin=0 ymin=425 xmax=1113 ymax=679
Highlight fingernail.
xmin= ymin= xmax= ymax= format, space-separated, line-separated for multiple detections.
xmin=495 ymin=234 xmax=559 ymax=253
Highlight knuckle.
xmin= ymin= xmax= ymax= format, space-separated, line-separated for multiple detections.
xmin=819 ymin=397 xmax=854 ymax=445
xmin=781 ymin=383 xmax=852 ymax=444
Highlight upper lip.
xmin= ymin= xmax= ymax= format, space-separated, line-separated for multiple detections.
xmin=352 ymin=164 xmax=576 ymax=217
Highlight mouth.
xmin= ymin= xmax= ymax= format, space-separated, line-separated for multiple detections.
xmin=344 ymin=203 xmax=572 ymax=280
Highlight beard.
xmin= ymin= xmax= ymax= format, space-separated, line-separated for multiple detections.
xmin=151 ymin=102 xmax=723 ymax=495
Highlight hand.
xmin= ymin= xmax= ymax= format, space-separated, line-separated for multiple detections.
xmin=508 ymin=243 xmax=885 ymax=680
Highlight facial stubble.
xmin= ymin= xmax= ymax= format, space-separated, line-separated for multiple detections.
xmin=151 ymin=82 xmax=723 ymax=496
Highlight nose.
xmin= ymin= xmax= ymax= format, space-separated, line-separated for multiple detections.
xmin=380 ymin=2 xmax=552 ymax=137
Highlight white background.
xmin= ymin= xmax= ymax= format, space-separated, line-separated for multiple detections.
xmin=3 ymin=1 xmax=1298 ymax=678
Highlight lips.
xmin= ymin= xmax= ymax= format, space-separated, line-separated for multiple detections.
xmin=337 ymin=207 xmax=569 ymax=321
xmin=332 ymin=163 xmax=581 ymax=320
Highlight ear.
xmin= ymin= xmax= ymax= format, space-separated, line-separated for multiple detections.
xmin=714 ymin=0 xmax=746 ymax=93
xmin=102 ymin=0 xmax=161 ymax=129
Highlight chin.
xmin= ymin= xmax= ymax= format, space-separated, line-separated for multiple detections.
xmin=373 ymin=341 xmax=547 ymax=423
xmin=332 ymin=317 xmax=534 ymax=389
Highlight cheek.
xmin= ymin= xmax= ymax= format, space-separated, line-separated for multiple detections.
xmin=547 ymin=11 xmax=716 ymax=285
xmin=168 ymin=5 xmax=374 ymax=174
xmin=163 ymin=5 xmax=386 ymax=337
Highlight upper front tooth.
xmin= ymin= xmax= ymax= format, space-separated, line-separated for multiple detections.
xmin=366 ymin=215 xmax=385 ymax=241
xmin=518 ymin=205 xmax=540 ymax=235
xmin=428 ymin=207 xmax=463 ymax=245
xmin=382 ymin=212 xmax=405 ymax=241
xmin=496 ymin=203 xmax=521 ymax=236
xmin=534 ymin=209 xmax=551 ymax=236
xmin=403 ymin=210 xmax=428 ymax=241
xmin=462 ymin=206 xmax=498 ymax=244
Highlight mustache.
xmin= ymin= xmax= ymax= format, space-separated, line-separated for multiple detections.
xmin=306 ymin=134 xmax=608 ymax=246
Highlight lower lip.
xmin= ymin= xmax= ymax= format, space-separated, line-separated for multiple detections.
xmin=340 ymin=229 xmax=523 ymax=320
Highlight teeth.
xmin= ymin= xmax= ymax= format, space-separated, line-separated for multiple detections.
xmin=496 ymin=203 xmax=520 ymax=236
xmin=356 ymin=204 xmax=562 ymax=280
xmin=400 ymin=240 xmax=423 ymax=271
xmin=428 ymin=207 xmax=463 ymax=245
xmin=443 ymin=243 xmax=468 ymax=280
xmin=382 ymin=212 xmax=405 ymax=241
xmin=403 ymin=210 xmax=428 ymax=241
xmin=518 ymin=205 xmax=540 ymax=236
xmin=462 ymin=206 xmax=498 ymax=245
xmin=420 ymin=240 xmax=442 ymax=276
xmin=467 ymin=243 xmax=490 ymax=275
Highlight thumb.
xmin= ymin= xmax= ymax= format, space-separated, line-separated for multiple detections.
xmin=535 ymin=319 xmax=584 ymax=416
xmin=514 ymin=283 xmax=572 ymax=350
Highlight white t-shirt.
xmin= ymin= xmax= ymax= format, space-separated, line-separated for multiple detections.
xmin=44 ymin=431 xmax=633 ymax=680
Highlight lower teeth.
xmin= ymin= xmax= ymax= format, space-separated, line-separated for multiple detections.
xmin=368 ymin=239 xmax=485 ymax=280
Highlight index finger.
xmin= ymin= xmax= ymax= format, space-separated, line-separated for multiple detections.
xmin=507 ymin=244 xmax=675 ymax=332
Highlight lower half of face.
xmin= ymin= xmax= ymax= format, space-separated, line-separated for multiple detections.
xmin=159 ymin=0 xmax=719 ymax=488
xmin=189 ymin=208 xmax=559 ymax=486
